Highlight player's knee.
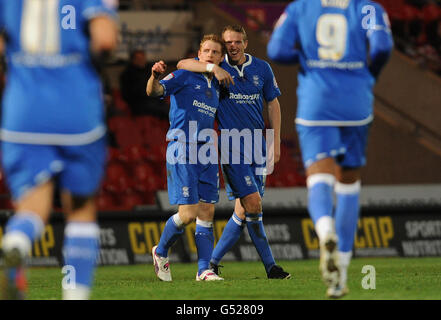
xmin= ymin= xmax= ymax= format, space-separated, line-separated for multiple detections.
xmin=198 ymin=202 xmax=215 ymax=221
xmin=337 ymin=167 xmax=361 ymax=184
xmin=178 ymin=203 xmax=201 ymax=225
xmin=241 ymin=194 xmax=262 ymax=214
xmin=234 ymin=210 xmax=246 ymax=221
xmin=234 ymin=199 xmax=246 ymax=217
xmin=179 ymin=212 xmax=197 ymax=225
xmin=306 ymin=158 xmax=336 ymax=176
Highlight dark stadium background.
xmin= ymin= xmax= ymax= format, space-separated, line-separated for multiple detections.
xmin=1 ymin=0 xmax=441 ymax=267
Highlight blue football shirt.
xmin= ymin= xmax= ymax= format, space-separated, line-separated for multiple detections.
xmin=160 ymin=69 xmax=220 ymax=143
xmin=217 ymin=54 xmax=281 ymax=132
xmin=0 ymin=0 xmax=117 ymax=145
xmin=268 ymin=0 xmax=393 ymax=126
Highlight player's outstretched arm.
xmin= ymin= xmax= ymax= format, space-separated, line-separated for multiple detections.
xmin=177 ymin=58 xmax=234 ymax=86
xmin=267 ymin=38 xmax=299 ymax=65
xmin=146 ymin=61 xmax=167 ymax=97
xmin=267 ymin=98 xmax=281 ymax=164
xmin=267 ymin=4 xmax=299 ymax=64
xmin=365 ymin=3 xmax=394 ymax=79
xmin=368 ymin=32 xmax=393 ymax=79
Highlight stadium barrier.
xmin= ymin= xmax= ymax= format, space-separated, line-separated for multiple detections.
xmin=1 ymin=185 xmax=441 ymax=267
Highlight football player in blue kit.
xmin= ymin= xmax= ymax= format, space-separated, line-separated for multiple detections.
xmin=267 ymin=0 xmax=393 ymax=297
xmin=0 ymin=0 xmax=118 ymax=299
xmin=177 ymin=25 xmax=291 ymax=280
xmin=147 ymin=34 xmax=225 ymax=282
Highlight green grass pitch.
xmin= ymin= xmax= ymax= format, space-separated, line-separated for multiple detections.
xmin=26 ymin=257 xmax=441 ymax=300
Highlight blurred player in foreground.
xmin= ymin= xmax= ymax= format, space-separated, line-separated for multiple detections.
xmin=267 ymin=0 xmax=393 ymax=297
xmin=177 ymin=25 xmax=290 ymax=280
xmin=0 ymin=0 xmax=117 ymax=299
xmin=147 ymin=35 xmax=225 ymax=281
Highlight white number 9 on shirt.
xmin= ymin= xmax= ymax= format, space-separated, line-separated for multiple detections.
xmin=316 ymin=14 xmax=347 ymax=61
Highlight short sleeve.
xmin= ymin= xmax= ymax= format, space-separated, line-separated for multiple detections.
xmin=82 ymin=0 xmax=118 ymax=21
xmin=269 ymin=2 xmax=299 ymax=45
xmin=159 ymin=69 xmax=189 ymax=97
xmin=262 ymin=62 xmax=281 ymax=102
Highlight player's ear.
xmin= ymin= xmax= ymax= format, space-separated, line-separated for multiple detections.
xmin=243 ymin=40 xmax=248 ymax=50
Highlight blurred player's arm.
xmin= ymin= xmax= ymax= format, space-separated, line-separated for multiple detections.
xmin=267 ymin=98 xmax=281 ymax=163
xmin=177 ymin=58 xmax=234 ymax=86
xmin=368 ymin=32 xmax=393 ymax=79
xmin=146 ymin=60 xmax=167 ymax=97
xmin=0 ymin=35 xmax=4 ymax=56
xmin=367 ymin=5 xmax=394 ymax=79
xmin=267 ymin=5 xmax=300 ymax=64
xmin=89 ymin=16 xmax=118 ymax=59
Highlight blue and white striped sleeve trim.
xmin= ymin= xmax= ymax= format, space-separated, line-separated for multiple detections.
xmin=83 ymin=6 xmax=118 ymax=22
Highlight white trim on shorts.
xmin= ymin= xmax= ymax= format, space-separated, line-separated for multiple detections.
xmin=0 ymin=125 xmax=106 ymax=146
xmin=295 ymin=114 xmax=373 ymax=127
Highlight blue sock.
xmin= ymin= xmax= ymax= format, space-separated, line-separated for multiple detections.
xmin=307 ymin=174 xmax=335 ymax=224
xmin=211 ymin=213 xmax=245 ymax=265
xmin=195 ymin=219 xmax=214 ymax=275
xmin=5 ymin=212 xmax=44 ymax=240
xmin=335 ymin=181 xmax=361 ymax=252
xmin=156 ymin=213 xmax=184 ymax=258
xmin=63 ymin=222 xmax=100 ymax=289
xmin=246 ymin=213 xmax=275 ymax=273
xmin=2 ymin=212 xmax=44 ymax=255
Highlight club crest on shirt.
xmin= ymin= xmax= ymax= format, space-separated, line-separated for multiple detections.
xmin=253 ymin=75 xmax=259 ymax=86
xmin=205 ymin=90 xmax=213 ymax=99
xmin=182 ymin=186 xmax=189 ymax=197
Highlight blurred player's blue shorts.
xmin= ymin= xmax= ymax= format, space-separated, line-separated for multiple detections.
xmin=1 ymin=138 xmax=107 ymax=201
xmin=166 ymin=141 xmax=219 ymax=205
xmin=296 ymin=124 xmax=371 ymax=169
xmin=222 ymin=163 xmax=266 ymax=201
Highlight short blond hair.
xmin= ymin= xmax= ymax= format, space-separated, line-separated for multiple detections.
xmin=221 ymin=25 xmax=247 ymax=41
xmin=199 ymin=34 xmax=226 ymax=55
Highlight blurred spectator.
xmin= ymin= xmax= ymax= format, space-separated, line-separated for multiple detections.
xmin=406 ymin=0 xmax=429 ymax=8
xmin=380 ymin=0 xmax=441 ymax=75
xmin=422 ymin=1 xmax=441 ymax=47
xmin=119 ymin=49 xmax=169 ymax=118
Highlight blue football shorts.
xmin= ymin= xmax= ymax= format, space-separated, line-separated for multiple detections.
xmin=166 ymin=141 xmax=219 ymax=205
xmin=218 ymin=134 xmax=267 ymax=201
xmin=1 ymin=137 xmax=107 ymax=201
xmin=296 ymin=124 xmax=371 ymax=169
xmin=221 ymin=162 xmax=266 ymax=201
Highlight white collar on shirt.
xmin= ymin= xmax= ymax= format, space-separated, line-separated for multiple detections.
xmin=225 ymin=53 xmax=253 ymax=78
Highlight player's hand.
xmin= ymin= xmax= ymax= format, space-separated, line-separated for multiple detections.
xmin=212 ymin=65 xmax=235 ymax=86
xmin=152 ymin=60 xmax=167 ymax=79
